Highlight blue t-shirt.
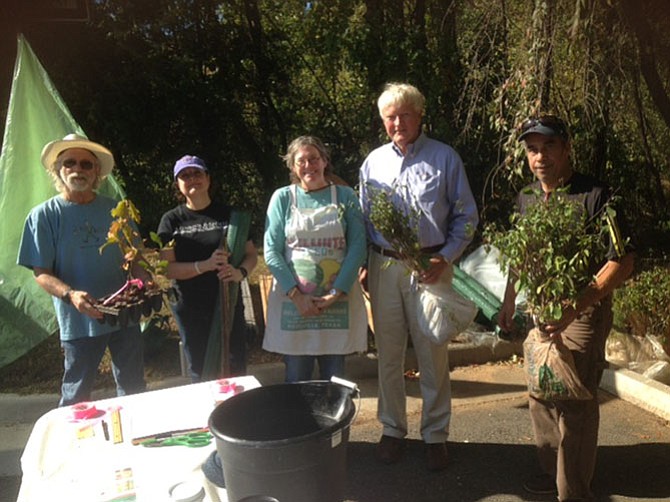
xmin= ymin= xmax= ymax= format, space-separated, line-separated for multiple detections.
xmin=17 ymin=195 xmax=129 ymax=340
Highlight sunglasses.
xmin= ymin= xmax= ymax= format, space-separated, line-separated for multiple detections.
xmin=519 ymin=115 xmax=569 ymax=139
xmin=61 ymin=158 xmax=96 ymax=170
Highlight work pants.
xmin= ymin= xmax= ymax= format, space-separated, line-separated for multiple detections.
xmin=368 ymin=250 xmax=452 ymax=444
xmin=529 ymin=299 xmax=613 ymax=501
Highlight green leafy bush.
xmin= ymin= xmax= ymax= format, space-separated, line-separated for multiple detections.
xmin=484 ymin=187 xmax=608 ymax=325
xmin=614 ymin=265 xmax=670 ymax=355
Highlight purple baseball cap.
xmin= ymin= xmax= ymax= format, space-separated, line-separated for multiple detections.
xmin=173 ymin=155 xmax=208 ymax=179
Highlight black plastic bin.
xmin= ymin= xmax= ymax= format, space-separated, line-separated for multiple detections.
xmin=209 ymin=380 xmax=357 ymax=502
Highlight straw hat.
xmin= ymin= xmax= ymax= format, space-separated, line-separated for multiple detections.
xmin=41 ymin=133 xmax=115 ymax=177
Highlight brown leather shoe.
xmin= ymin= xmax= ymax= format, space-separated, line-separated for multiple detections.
xmin=426 ymin=442 xmax=448 ymax=471
xmin=377 ymin=435 xmax=405 ymax=464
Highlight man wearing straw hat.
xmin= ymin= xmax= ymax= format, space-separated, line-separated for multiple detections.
xmin=18 ymin=134 xmax=146 ymax=406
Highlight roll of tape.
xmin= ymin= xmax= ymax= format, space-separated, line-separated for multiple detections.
xmin=169 ymin=480 xmax=205 ymax=502
xmin=71 ymin=402 xmax=99 ymax=420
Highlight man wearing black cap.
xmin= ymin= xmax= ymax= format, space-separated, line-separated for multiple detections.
xmin=498 ymin=116 xmax=634 ymax=501
xmin=18 ymin=134 xmax=147 ymax=406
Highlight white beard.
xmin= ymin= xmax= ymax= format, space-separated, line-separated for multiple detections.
xmin=62 ymin=173 xmax=93 ymax=192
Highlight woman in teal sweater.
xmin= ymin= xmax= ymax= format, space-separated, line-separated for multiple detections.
xmin=263 ymin=136 xmax=368 ymax=382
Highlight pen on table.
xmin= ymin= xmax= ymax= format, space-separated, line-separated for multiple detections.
xmin=101 ymin=420 xmax=110 ymax=441
xmin=131 ymin=427 xmax=209 ymax=446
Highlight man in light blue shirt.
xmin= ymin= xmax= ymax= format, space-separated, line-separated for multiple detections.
xmin=360 ymin=83 xmax=478 ymax=471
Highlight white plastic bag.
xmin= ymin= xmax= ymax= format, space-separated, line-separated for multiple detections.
xmin=415 ymin=280 xmax=478 ymax=345
xmin=642 ymin=361 xmax=670 ymax=386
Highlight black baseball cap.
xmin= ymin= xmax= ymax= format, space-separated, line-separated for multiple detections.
xmin=518 ymin=115 xmax=569 ymax=142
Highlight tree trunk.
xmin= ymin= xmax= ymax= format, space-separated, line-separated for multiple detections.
xmin=619 ymin=0 xmax=670 ymax=131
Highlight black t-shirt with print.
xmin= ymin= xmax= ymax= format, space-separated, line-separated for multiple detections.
xmin=157 ymin=201 xmax=233 ymax=309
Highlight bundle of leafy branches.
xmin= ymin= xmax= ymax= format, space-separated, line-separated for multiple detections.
xmin=484 ymin=187 xmax=610 ymax=326
xmin=365 ymin=183 xmax=430 ymax=273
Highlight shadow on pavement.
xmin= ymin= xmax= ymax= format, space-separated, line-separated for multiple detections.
xmin=345 ymin=440 xmax=670 ymax=502
xmin=345 ymin=439 xmax=540 ymax=502
xmin=450 ymin=380 xmax=528 ymax=399
xmin=594 ymin=443 xmax=670 ymax=499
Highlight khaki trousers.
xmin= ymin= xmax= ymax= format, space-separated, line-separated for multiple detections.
xmin=529 ymin=299 xmax=613 ymax=501
xmin=368 ymin=251 xmax=452 ymax=443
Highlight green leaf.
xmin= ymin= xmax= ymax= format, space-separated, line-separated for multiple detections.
xmin=149 ymin=231 xmax=163 ymax=247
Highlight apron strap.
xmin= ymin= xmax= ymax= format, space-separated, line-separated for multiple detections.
xmin=290 ymin=183 xmax=337 ymax=207
xmin=289 ymin=184 xmax=298 ymax=209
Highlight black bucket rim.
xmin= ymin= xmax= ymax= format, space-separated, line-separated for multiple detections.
xmin=209 ymin=380 xmax=357 ymax=447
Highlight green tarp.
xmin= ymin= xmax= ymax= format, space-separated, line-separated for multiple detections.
xmin=0 ymin=35 xmax=125 ymax=368
xmin=453 ymin=265 xmax=526 ymax=338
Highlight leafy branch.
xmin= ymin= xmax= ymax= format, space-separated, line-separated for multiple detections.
xmin=366 ymin=183 xmax=431 ymax=273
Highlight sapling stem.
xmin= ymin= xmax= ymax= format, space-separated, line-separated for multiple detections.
xmin=103 ymin=278 xmax=145 ymax=306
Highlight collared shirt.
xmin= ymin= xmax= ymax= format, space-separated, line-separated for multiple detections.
xmin=360 ymin=133 xmax=479 ymax=264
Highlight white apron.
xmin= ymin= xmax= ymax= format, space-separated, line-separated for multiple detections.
xmin=264 ymin=184 xmax=367 ymax=355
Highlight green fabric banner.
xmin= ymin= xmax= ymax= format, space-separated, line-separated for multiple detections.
xmin=0 ymin=35 xmax=125 ymax=368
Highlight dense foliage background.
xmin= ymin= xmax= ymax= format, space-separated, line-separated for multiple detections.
xmin=2 ymin=0 xmax=670 ymax=266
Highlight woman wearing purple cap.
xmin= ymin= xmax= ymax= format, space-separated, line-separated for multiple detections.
xmin=157 ymin=155 xmax=258 ymax=381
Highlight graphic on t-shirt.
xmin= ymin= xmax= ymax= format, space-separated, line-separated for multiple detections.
xmin=172 ymin=221 xmax=226 ymax=236
xmin=73 ymin=219 xmax=104 ymax=248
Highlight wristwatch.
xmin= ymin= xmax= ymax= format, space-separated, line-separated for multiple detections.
xmin=61 ymin=289 xmax=73 ymax=304
xmin=328 ymin=288 xmax=341 ymax=297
